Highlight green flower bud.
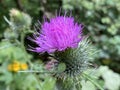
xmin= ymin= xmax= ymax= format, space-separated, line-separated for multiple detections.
xmin=9 ymin=8 xmax=32 ymax=31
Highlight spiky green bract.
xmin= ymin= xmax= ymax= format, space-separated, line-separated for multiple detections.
xmin=55 ymin=38 xmax=95 ymax=90
xmin=55 ymin=37 xmax=94 ymax=77
xmin=56 ymin=76 xmax=82 ymax=90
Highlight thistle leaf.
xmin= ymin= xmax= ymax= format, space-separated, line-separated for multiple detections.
xmin=82 ymin=73 xmax=104 ymax=90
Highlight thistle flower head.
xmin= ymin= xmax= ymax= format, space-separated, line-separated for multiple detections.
xmin=29 ymin=12 xmax=96 ymax=90
xmin=29 ymin=15 xmax=83 ymax=53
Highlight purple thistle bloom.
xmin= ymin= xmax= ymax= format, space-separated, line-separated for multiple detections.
xmin=29 ymin=15 xmax=83 ymax=53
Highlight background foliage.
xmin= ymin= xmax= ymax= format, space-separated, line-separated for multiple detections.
xmin=0 ymin=0 xmax=120 ymax=90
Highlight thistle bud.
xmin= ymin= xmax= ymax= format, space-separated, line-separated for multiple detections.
xmin=9 ymin=8 xmax=32 ymax=32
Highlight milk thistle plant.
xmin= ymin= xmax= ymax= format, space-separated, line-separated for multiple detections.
xmin=29 ymin=12 xmax=101 ymax=90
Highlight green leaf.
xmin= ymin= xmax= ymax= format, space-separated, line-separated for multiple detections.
xmin=81 ymin=80 xmax=96 ymax=90
xmin=99 ymin=66 xmax=120 ymax=90
xmin=82 ymin=73 xmax=104 ymax=90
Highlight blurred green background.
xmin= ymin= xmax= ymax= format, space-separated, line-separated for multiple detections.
xmin=0 ymin=0 xmax=120 ymax=90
